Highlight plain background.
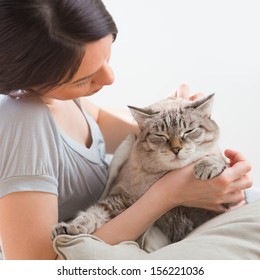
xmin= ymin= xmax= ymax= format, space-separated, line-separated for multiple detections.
xmin=89 ymin=0 xmax=260 ymax=189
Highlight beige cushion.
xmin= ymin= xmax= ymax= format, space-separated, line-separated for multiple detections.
xmin=53 ymin=199 xmax=260 ymax=260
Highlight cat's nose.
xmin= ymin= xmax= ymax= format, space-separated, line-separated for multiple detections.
xmin=172 ymin=147 xmax=182 ymax=155
xmin=170 ymin=138 xmax=183 ymax=155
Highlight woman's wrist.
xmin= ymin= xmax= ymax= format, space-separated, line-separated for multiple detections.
xmin=148 ymin=175 xmax=179 ymax=213
xmin=93 ymin=181 xmax=176 ymax=244
xmin=149 ymin=166 xmax=195 ymax=210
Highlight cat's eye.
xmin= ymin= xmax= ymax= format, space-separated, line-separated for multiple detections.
xmin=155 ymin=134 xmax=169 ymax=141
xmin=184 ymin=128 xmax=203 ymax=139
xmin=184 ymin=129 xmax=194 ymax=134
xmin=148 ymin=134 xmax=169 ymax=145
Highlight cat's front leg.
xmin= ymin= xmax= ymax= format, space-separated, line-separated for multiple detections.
xmin=193 ymin=155 xmax=227 ymax=180
xmin=52 ymin=218 xmax=91 ymax=238
xmin=52 ymin=205 xmax=111 ymax=239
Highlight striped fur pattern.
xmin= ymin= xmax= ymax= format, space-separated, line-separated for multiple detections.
xmin=52 ymin=94 xmax=227 ymax=242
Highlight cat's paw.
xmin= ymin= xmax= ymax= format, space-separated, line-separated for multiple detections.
xmin=52 ymin=222 xmax=89 ymax=239
xmin=193 ymin=157 xmax=226 ymax=180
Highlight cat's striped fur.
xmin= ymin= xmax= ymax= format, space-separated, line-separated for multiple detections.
xmin=53 ymin=94 xmax=227 ymax=243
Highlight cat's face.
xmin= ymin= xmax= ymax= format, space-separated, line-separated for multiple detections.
xmin=129 ymin=94 xmax=219 ymax=169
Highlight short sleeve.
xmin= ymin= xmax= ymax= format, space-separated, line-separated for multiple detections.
xmin=0 ymin=96 xmax=60 ymax=198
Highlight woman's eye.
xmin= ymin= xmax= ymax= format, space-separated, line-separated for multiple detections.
xmin=76 ymin=79 xmax=90 ymax=88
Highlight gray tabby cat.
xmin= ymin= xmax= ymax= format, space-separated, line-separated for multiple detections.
xmin=52 ymin=94 xmax=228 ymax=243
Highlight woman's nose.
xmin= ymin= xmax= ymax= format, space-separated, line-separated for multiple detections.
xmin=93 ymin=61 xmax=114 ymax=86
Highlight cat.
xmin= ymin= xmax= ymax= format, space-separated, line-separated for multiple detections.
xmin=52 ymin=94 xmax=228 ymax=243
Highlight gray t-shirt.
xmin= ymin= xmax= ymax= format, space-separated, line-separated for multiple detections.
xmin=0 ymin=95 xmax=109 ymax=222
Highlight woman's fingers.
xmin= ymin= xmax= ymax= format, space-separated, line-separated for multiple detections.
xmin=229 ymin=199 xmax=247 ymax=210
xmin=210 ymin=150 xmax=252 ymax=211
xmin=223 ymin=190 xmax=245 ymax=204
xmin=220 ymin=191 xmax=246 ymax=212
xmin=172 ymin=84 xmax=190 ymax=99
xmin=171 ymin=84 xmax=205 ymax=101
xmin=189 ymin=93 xmax=205 ymax=100
xmin=230 ymin=174 xmax=253 ymax=191
xmin=221 ymin=149 xmax=252 ymax=183
xmin=224 ymin=149 xmax=248 ymax=166
xmin=218 ymin=169 xmax=253 ymax=193
xmin=215 ymin=193 xmax=246 ymax=213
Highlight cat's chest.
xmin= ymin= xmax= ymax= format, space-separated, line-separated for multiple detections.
xmin=117 ymin=162 xmax=163 ymax=195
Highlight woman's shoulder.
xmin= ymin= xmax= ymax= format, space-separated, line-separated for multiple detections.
xmin=0 ymin=95 xmax=47 ymax=117
xmin=0 ymin=95 xmax=55 ymax=130
xmin=0 ymin=95 xmax=60 ymax=150
xmin=0 ymin=96 xmax=60 ymax=201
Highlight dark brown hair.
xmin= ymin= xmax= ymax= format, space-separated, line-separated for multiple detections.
xmin=0 ymin=0 xmax=118 ymax=96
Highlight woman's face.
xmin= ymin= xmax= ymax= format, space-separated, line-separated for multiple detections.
xmin=44 ymin=34 xmax=114 ymax=100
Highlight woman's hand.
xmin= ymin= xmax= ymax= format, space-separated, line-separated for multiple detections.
xmin=172 ymin=83 xmax=204 ymax=100
xmin=152 ymin=149 xmax=252 ymax=213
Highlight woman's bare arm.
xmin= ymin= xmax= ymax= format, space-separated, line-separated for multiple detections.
xmin=0 ymin=192 xmax=58 ymax=259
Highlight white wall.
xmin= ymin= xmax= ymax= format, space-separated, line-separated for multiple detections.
xmin=90 ymin=0 xmax=260 ymax=188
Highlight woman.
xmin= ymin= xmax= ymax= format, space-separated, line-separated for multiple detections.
xmin=0 ymin=0 xmax=252 ymax=259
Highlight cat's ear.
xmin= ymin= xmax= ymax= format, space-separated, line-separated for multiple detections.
xmin=127 ymin=105 xmax=157 ymax=130
xmin=189 ymin=93 xmax=215 ymax=118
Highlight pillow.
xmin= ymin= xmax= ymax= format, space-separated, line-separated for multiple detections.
xmin=99 ymin=134 xmax=136 ymax=200
xmin=53 ymin=199 xmax=260 ymax=259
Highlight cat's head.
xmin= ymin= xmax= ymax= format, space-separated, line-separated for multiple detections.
xmin=128 ymin=94 xmax=219 ymax=169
